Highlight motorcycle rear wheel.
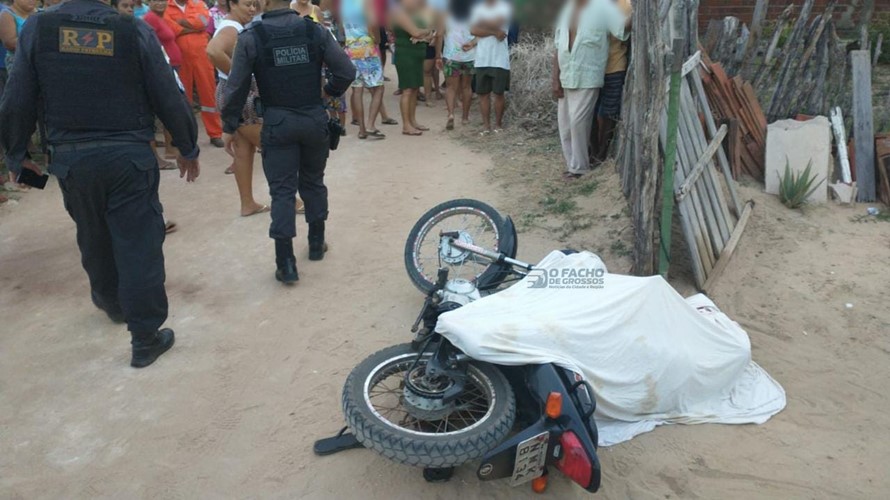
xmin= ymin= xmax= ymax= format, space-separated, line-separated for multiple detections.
xmin=342 ymin=343 xmax=516 ymax=468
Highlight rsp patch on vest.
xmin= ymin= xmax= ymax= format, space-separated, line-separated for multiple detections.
xmin=273 ymin=45 xmax=309 ymax=66
xmin=58 ymin=27 xmax=114 ymax=56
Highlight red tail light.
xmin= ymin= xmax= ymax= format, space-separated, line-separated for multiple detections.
xmin=556 ymin=431 xmax=592 ymax=488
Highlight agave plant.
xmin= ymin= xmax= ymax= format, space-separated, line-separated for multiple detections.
xmin=778 ymin=158 xmax=824 ymax=209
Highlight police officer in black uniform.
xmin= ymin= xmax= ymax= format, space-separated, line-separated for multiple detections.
xmin=0 ymin=0 xmax=200 ymax=368
xmin=221 ymin=0 xmax=355 ymax=284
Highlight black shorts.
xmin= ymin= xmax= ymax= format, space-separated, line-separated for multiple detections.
xmin=595 ymin=71 xmax=627 ymax=119
xmin=475 ymin=67 xmax=510 ymax=95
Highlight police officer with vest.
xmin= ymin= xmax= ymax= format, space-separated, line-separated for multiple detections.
xmin=0 ymin=0 xmax=200 ymax=368
xmin=221 ymin=0 xmax=355 ymax=284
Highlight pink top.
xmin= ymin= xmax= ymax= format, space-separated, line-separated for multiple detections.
xmin=144 ymin=11 xmax=183 ymax=68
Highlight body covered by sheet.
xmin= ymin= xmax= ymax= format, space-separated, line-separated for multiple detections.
xmin=435 ymin=251 xmax=785 ymax=445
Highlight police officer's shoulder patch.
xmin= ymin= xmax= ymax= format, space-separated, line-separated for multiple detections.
xmin=59 ymin=26 xmax=114 ymax=56
xmin=273 ymin=45 xmax=309 ymax=66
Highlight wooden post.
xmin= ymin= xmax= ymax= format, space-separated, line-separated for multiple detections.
xmin=874 ymin=34 xmax=884 ymax=67
xmin=616 ymin=0 xmax=668 ymax=276
xmin=659 ymin=38 xmax=685 ymax=278
xmin=851 ymin=50 xmax=875 ymax=201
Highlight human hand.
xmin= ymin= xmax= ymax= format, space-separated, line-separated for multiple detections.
xmin=223 ymin=133 xmax=236 ymax=157
xmin=552 ymin=82 xmax=564 ymax=100
xmin=436 ymin=57 xmax=443 ymax=71
xmin=177 ymin=155 xmax=200 ymax=182
xmin=20 ymin=158 xmax=43 ymax=178
xmin=461 ymin=41 xmax=475 ymax=52
xmin=177 ymin=19 xmax=192 ymax=28
xmin=495 ymin=30 xmax=507 ymax=41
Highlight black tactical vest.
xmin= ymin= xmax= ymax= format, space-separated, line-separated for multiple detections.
xmin=251 ymin=15 xmax=323 ymax=110
xmin=35 ymin=11 xmax=153 ymax=132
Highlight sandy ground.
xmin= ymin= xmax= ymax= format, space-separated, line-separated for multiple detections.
xmin=3 ymin=79 xmax=890 ymax=499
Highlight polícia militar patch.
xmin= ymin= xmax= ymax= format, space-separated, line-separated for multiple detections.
xmin=58 ymin=27 xmax=114 ymax=56
xmin=273 ymin=45 xmax=309 ymax=66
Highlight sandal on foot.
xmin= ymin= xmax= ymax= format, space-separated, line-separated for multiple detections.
xmin=402 ymin=130 xmax=423 ymax=136
xmin=225 ymin=163 xmax=235 ymax=175
xmin=381 ymin=118 xmax=399 ymax=125
xmin=446 ymin=117 xmax=454 ymax=130
xmin=164 ymin=220 xmax=178 ymax=234
xmin=158 ymin=159 xmax=177 ymax=170
xmin=366 ymin=129 xmax=386 ymax=139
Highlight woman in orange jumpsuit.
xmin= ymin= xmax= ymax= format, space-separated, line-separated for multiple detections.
xmin=164 ymin=0 xmax=223 ymax=145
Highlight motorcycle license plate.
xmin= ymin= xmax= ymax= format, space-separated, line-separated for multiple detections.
xmin=509 ymin=431 xmax=549 ymax=486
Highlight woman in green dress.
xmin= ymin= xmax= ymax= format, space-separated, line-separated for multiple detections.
xmin=392 ymin=0 xmax=433 ymax=135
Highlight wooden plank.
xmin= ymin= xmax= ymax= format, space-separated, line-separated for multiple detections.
xmin=701 ymin=201 xmax=755 ymax=293
xmin=740 ymin=0 xmax=769 ymax=80
xmin=830 ymin=107 xmax=852 ymax=184
xmin=874 ymin=34 xmax=884 ymax=67
xmin=681 ymin=51 xmax=702 ymax=77
xmin=680 ymin=83 xmax=733 ymax=247
xmin=691 ymin=68 xmax=742 ymax=217
xmin=851 ymin=50 xmax=875 ymax=201
xmin=877 ymin=134 xmax=890 ymax=205
xmin=676 ymin=124 xmax=728 ymax=201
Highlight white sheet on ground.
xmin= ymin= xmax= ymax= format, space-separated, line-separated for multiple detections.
xmin=435 ymin=251 xmax=786 ymax=446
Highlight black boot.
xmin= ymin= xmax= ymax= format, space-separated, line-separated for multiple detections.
xmin=91 ymin=291 xmax=125 ymax=324
xmin=275 ymin=238 xmax=299 ymax=284
xmin=131 ymin=328 xmax=175 ymax=368
xmin=308 ymin=221 xmax=328 ymax=261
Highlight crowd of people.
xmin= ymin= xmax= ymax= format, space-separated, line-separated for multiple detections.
xmin=0 ymin=0 xmax=632 ymax=207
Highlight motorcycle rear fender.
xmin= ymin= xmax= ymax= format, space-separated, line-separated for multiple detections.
xmin=476 ymin=364 xmax=602 ymax=492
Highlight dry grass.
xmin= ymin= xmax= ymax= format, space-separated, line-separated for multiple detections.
xmin=507 ymin=34 xmax=558 ymax=134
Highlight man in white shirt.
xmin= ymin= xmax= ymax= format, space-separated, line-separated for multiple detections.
xmin=552 ymin=0 xmax=627 ymax=179
xmin=470 ymin=0 xmax=512 ymax=134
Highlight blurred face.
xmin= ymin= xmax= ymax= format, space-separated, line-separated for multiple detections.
xmin=229 ymin=0 xmax=257 ymax=23
xmin=149 ymin=0 xmax=167 ymax=14
xmin=14 ymin=0 xmax=37 ymax=14
xmin=116 ymin=0 xmax=135 ymax=15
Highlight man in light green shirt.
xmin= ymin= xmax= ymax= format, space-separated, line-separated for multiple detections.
xmin=551 ymin=0 xmax=627 ymax=178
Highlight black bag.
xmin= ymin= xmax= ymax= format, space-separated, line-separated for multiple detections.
xmin=328 ymin=118 xmax=343 ymax=150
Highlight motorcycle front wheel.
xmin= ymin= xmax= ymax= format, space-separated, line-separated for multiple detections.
xmin=404 ymin=199 xmax=513 ymax=294
xmin=342 ymin=343 xmax=516 ymax=468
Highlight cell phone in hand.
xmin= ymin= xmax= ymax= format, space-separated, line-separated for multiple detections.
xmin=16 ymin=168 xmax=49 ymax=189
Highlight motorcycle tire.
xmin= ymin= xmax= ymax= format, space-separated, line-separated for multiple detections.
xmin=342 ymin=343 xmax=516 ymax=468
xmin=404 ymin=199 xmax=515 ymax=295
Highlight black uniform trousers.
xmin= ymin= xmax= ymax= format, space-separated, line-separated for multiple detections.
xmin=49 ymin=143 xmax=168 ymax=334
xmin=260 ymin=106 xmax=329 ymax=239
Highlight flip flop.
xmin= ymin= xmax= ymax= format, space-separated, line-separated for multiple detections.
xmin=241 ymin=205 xmax=271 ymax=217
xmin=351 ymin=119 xmax=359 ymax=126
xmin=296 ymin=200 xmax=306 ymax=214
xmin=158 ymin=159 xmax=177 ymax=170
xmin=415 ymin=125 xmax=429 ymax=131
xmin=366 ymin=129 xmax=386 ymax=139
xmin=225 ymin=163 xmax=235 ymax=175
xmin=402 ymin=130 xmax=423 ymax=136
xmin=381 ymin=118 xmax=399 ymax=125
xmin=358 ymin=132 xmax=367 ymax=139
xmin=446 ymin=117 xmax=454 ymax=130
xmin=164 ymin=220 xmax=178 ymax=234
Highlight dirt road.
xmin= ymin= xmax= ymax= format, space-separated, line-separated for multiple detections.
xmin=3 ymin=84 xmax=890 ymax=499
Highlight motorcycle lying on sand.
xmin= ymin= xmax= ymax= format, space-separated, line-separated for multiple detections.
xmin=315 ymin=199 xmax=602 ymax=494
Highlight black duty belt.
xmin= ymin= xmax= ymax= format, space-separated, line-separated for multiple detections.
xmin=50 ymin=140 xmax=146 ymax=153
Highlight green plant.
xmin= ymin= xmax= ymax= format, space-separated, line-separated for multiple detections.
xmin=777 ymin=158 xmax=824 ymax=209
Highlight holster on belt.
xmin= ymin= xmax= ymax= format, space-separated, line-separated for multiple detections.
xmin=328 ymin=118 xmax=343 ymax=151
